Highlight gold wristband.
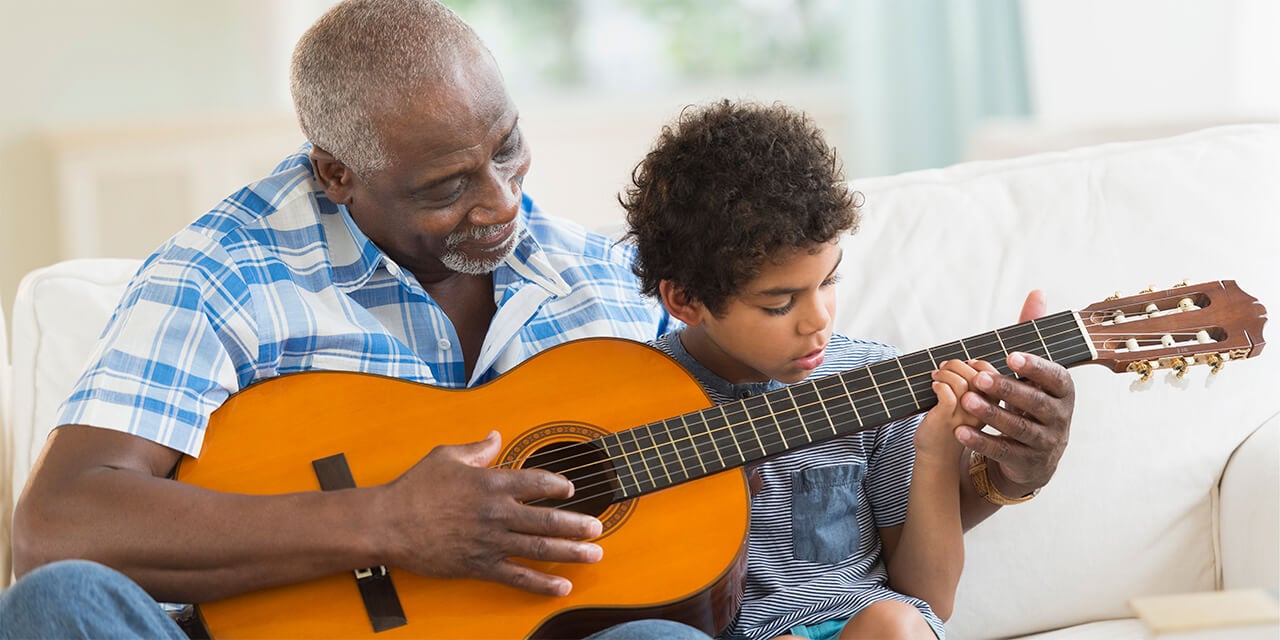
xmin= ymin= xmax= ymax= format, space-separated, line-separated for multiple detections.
xmin=968 ymin=451 xmax=1039 ymax=505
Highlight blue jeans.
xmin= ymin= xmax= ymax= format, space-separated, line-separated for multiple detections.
xmin=0 ymin=560 xmax=712 ymax=640
xmin=0 ymin=560 xmax=186 ymax=639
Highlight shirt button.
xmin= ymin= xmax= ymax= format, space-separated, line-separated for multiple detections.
xmin=738 ymin=390 xmax=751 ymax=399
xmin=437 ymin=338 xmax=451 ymax=350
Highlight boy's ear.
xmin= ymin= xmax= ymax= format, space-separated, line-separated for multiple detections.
xmin=658 ymin=280 xmax=708 ymax=327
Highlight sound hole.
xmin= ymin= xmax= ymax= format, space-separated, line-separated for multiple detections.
xmin=522 ymin=440 xmax=619 ymax=517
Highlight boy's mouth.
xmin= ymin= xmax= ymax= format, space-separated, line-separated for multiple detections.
xmin=794 ymin=346 xmax=826 ymax=370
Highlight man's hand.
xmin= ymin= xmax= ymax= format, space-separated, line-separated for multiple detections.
xmin=956 ymin=290 xmax=1076 ymax=498
xmin=380 ymin=431 xmax=603 ymax=597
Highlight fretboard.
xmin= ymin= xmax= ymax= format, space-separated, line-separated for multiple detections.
xmin=602 ymin=310 xmax=1093 ymax=501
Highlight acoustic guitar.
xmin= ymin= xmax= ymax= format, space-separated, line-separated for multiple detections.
xmin=174 ymin=280 xmax=1266 ymax=639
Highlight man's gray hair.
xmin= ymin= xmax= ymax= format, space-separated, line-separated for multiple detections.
xmin=290 ymin=0 xmax=479 ymax=176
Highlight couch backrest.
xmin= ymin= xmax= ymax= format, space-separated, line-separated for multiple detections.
xmin=8 ymin=258 xmax=142 ymax=535
xmin=5 ymin=125 xmax=1278 ymax=637
xmin=836 ymin=123 xmax=1280 ymax=638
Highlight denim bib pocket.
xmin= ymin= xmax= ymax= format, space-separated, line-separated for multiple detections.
xmin=791 ymin=462 xmax=865 ymax=564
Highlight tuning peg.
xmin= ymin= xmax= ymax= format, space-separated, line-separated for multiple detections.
xmin=1128 ymin=360 xmax=1154 ymax=382
xmin=1195 ymin=353 xmax=1225 ymax=374
xmin=1173 ymin=279 xmax=1189 ymax=288
xmin=1139 ymin=285 xmax=1156 ymax=294
xmin=1106 ymin=291 xmax=1122 ymax=301
xmin=1160 ymin=356 xmax=1193 ymax=378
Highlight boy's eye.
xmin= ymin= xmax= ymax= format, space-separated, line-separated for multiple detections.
xmin=763 ymin=301 xmax=794 ymax=316
xmin=821 ymin=273 xmax=842 ymax=287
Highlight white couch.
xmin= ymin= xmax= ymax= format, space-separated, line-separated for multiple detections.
xmin=3 ymin=124 xmax=1278 ymax=638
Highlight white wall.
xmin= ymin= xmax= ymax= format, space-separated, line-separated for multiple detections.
xmin=1023 ymin=0 xmax=1279 ymax=125
xmin=1 ymin=0 xmax=1277 ymax=316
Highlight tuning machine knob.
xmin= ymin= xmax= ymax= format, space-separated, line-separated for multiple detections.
xmin=1128 ymin=360 xmax=1154 ymax=382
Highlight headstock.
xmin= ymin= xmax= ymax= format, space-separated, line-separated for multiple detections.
xmin=1077 ymin=280 xmax=1267 ymax=380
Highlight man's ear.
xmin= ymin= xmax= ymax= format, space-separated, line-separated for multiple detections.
xmin=310 ymin=146 xmax=355 ymax=205
xmin=658 ymin=280 xmax=708 ymax=327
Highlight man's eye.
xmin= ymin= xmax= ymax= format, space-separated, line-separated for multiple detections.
xmin=419 ymin=179 xmax=465 ymax=205
xmin=494 ymin=128 xmax=523 ymax=163
xmin=494 ymin=140 xmax=520 ymax=163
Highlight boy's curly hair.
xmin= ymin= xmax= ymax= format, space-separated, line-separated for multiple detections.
xmin=621 ymin=99 xmax=860 ymax=315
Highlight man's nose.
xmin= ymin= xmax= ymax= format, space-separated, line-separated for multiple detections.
xmin=469 ymin=165 xmax=522 ymax=226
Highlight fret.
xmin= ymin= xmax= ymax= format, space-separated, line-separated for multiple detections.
xmin=650 ymin=421 xmax=687 ymax=485
xmin=866 ymin=362 xmax=895 ymax=414
xmin=812 ymin=373 xmax=860 ymax=430
xmin=706 ymin=406 xmax=744 ymax=469
xmin=629 ymin=425 xmax=661 ymax=494
xmin=745 ymin=394 xmax=785 ymax=457
xmin=961 ymin=331 xmax=1005 ymax=368
xmin=868 ymin=359 xmax=910 ymax=416
xmin=781 ymin=387 xmax=812 ymax=446
xmin=688 ymin=413 xmax=725 ymax=473
xmin=892 ymin=357 xmax=919 ymax=407
xmin=668 ymin=415 xmax=703 ymax=478
xmin=1029 ymin=318 xmax=1052 ymax=358
xmin=609 ymin=431 xmax=643 ymax=499
xmin=995 ymin=323 xmax=1049 ymax=362
xmin=722 ymin=401 xmax=765 ymax=462
xmin=897 ymin=350 xmax=939 ymax=413
xmin=837 ymin=367 xmax=889 ymax=427
xmin=928 ymin=340 xmax=969 ymax=367
xmin=1049 ymin=312 xmax=1094 ymax=365
xmin=788 ymin=382 xmax=836 ymax=437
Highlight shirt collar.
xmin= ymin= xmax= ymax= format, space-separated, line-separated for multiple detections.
xmin=321 ymin=193 xmax=571 ymax=298
xmin=660 ymin=331 xmax=784 ymax=400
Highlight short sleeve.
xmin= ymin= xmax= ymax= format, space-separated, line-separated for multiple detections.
xmin=56 ymin=240 xmax=256 ymax=457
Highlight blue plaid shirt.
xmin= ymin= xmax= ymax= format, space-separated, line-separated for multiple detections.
xmin=58 ymin=146 xmax=675 ymax=457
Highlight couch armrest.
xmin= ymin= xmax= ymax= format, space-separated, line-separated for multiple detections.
xmin=1219 ymin=413 xmax=1280 ymax=590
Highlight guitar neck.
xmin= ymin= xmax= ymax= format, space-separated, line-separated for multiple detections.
xmin=603 ymin=310 xmax=1094 ymax=500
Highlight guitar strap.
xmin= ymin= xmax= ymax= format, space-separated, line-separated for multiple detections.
xmin=313 ymin=453 xmax=409 ymax=633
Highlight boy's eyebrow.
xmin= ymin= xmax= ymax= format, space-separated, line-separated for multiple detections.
xmin=751 ymin=249 xmax=844 ymax=297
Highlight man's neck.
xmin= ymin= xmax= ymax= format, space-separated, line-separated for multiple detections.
xmin=417 ymin=271 xmax=497 ymax=380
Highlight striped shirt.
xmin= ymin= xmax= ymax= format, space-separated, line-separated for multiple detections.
xmin=58 ymin=145 xmax=675 ymax=457
xmin=651 ymin=332 xmax=943 ymax=640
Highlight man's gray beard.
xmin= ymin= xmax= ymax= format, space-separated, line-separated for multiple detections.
xmin=441 ymin=221 xmax=521 ymax=275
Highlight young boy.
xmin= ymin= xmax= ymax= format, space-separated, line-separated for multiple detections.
xmin=620 ymin=100 xmax=981 ymax=640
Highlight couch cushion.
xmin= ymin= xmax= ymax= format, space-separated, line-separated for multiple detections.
xmin=836 ymin=124 xmax=1280 ymax=638
xmin=8 ymin=259 xmax=141 ymax=520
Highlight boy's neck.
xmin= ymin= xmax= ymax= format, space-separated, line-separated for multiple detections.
xmin=677 ymin=327 xmax=771 ymax=385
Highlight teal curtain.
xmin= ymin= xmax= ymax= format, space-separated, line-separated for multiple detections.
xmin=842 ymin=0 xmax=1031 ymax=177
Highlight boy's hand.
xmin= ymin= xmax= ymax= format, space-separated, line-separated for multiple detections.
xmin=916 ymin=360 xmax=982 ymax=461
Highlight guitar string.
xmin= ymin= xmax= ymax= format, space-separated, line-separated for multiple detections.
xmin=522 ymin=317 xmax=1230 ymax=511
xmin=514 ymin=309 xmax=1223 ymax=504
xmin=511 ymin=317 xmax=1096 ymax=508
xmin=521 ymin=328 xmax=1090 ymax=510
xmin=512 ymin=311 xmax=1226 ymax=510
xmin=514 ymin=316 xmax=1221 ymax=507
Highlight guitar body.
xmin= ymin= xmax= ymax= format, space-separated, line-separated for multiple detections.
xmin=176 ymin=338 xmax=750 ymax=639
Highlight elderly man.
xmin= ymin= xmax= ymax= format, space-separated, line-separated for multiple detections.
xmin=0 ymin=1 xmax=1073 ymax=639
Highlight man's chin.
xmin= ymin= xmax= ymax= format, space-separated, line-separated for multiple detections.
xmin=441 ymin=239 xmax=517 ymax=275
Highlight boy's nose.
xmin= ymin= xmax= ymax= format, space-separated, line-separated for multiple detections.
xmin=798 ymin=298 xmax=832 ymax=334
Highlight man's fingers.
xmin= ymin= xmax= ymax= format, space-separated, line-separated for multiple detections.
xmin=1007 ymin=352 xmax=1074 ymax=401
xmin=504 ymin=500 xmax=603 ymax=540
xmin=486 ymin=559 xmax=576 ymax=597
xmin=1019 ymin=289 xmax=1047 ymax=323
